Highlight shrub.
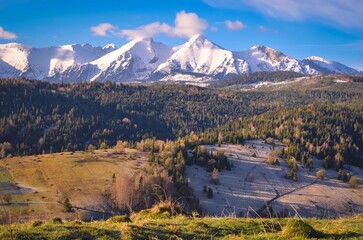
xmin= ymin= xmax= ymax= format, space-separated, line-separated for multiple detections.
xmin=106 ymin=215 xmax=131 ymax=223
xmin=211 ymin=168 xmax=220 ymax=185
xmin=31 ymin=220 xmax=43 ymax=227
xmin=63 ymin=198 xmax=73 ymax=212
xmin=2 ymin=194 xmax=11 ymax=205
xmin=49 ymin=217 xmax=63 ymax=224
xmin=71 ymin=220 xmax=82 ymax=225
xmin=207 ymin=188 xmax=213 ymax=198
xmin=349 ymin=176 xmax=360 ymax=188
xmin=281 ymin=219 xmax=322 ymax=238
xmin=87 ymin=144 xmax=96 ymax=153
xmin=316 ymin=169 xmax=326 ymax=179
xmin=265 ymin=137 xmax=275 ymax=145
xmin=292 ymin=172 xmax=298 ymax=182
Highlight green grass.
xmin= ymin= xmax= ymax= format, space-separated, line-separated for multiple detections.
xmin=0 ymin=214 xmax=362 ymax=240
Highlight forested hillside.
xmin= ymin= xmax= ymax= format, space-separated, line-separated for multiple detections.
xmin=197 ymin=102 xmax=363 ymax=167
xmin=210 ymin=71 xmax=304 ymax=88
xmin=0 ymin=78 xmax=362 ymax=159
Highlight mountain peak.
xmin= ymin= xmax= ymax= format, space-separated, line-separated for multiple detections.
xmin=305 ymin=56 xmax=330 ymax=63
xmin=189 ymin=34 xmax=206 ymax=42
xmin=103 ymin=43 xmax=116 ymax=50
xmin=0 ymin=39 xmax=360 ymax=83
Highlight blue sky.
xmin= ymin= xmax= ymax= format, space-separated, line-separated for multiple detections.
xmin=0 ymin=0 xmax=362 ymax=70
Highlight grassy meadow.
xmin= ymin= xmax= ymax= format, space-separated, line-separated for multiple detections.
xmin=0 ymin=147 xmax=147 ymax=223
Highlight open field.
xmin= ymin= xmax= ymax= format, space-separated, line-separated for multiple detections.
xmin=0 ymin=212 xmax=362 ymax=239
xmin=185 ymin=140 xmax=363 ymax=218
xmin=0 ymin=148 xmax=147 ymax=223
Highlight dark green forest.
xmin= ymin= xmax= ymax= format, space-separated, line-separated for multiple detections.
xmin=210 ymin=71 xmax=304 ymax=88
xmin=0 ymin=78 xmax=362 ymax=169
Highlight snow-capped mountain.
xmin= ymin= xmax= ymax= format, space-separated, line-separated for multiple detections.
xmin=302 ymin=56 xmax=360 ymax=75
xmin=149 ymin=35 xmax=249 ymax=82
xmin=237 ymin=45 xmax=306 ymax=73
xmin=56 ymin=38 xmax=172 ymax=82
xmin=0 ymin=36 xmax=360 ymax=83
xmin=0 ymin=43 xmax=116 ymax=80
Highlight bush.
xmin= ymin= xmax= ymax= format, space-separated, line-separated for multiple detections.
xmin=2 ymin=194 xmax=11 ymax=205
xmin=49 ymin=217 xmax=63 ymax=224
xmin=349 ymin=176 xmax=360 ymax=188
xmin=211 ymin=168 xmax=220 ymax=185
xmin=63 ymin=198 xmax=73 ymax=212
xmin=31 ymin=220 xmax=43 ymax=227
xmin=106 ymin=215 xmax=131 ymax=223
xmin=265 ymin=137 xmax=275 ymax=145
xmin=71 ymin=220 xmax=82 ymax=225
xmin=281 ymin=219 xmax=322 ymax=238
xmin=316 ymin=169 xmax=326 ymax=179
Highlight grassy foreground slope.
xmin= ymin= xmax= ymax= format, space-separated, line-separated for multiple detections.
xmin=0 ymin=212 xmax=362 ymax=239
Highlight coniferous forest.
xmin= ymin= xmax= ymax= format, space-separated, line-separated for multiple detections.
xmin=0 ymin=77 xmax=362 ymax=168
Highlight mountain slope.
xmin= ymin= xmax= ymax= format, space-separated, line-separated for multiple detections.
xmin=236 ymin=45 xmax=308 ymax=73
xmin=58 ymin=39 xmax=172 ymax=82
xmin=0 ymin=43 xmax=115 ymax=80
xmin=302 ymin=56 xmax=360 ymax=75
xmin=0 ymin=37 xmax=360 ymax=83
xmin=149 ymin=35 xmax=249 ymax=82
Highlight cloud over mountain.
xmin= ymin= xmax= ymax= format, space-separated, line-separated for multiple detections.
xmin=90 ymin=23 xmax=117 ymax=36
xmin=0 ymin=26 xmax=17 ymax=40
xmin=93 ymin=11 xmax=208 ymax=40
xmin=204 ymin=0 xmax=363 ymax=28
xmin=224 ymin=20 xmax=245 ymax=31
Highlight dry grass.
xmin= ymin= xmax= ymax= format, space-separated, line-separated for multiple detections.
xmin=0 ymin=148 xmax=147 ymax=222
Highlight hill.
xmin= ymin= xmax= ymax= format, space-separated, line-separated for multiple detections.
xmin=0 ymin=146 xmax=147 ymax=224
xmin=1 ymin=77 xmax=363 ymax=158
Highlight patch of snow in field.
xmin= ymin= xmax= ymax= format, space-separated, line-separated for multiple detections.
xmin=333 ymin=79 xmax=348 ymax=83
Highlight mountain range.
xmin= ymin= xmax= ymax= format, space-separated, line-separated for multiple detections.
xmin=0 ymin=35 xmax=361 ymax=83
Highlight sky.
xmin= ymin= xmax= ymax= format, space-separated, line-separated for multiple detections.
xmin=0 ymin=0 xmax=362 ymax=70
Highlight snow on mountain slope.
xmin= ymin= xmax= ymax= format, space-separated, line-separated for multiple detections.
xmin=59 ymin=39 xmax=172 ymax=82
xmin=0 ymin=43 xmax=115 ymax=79
xmin=302 ymin=56 xmax=360 ymax=75
xmin=150 ymin=35 xmax=249 ymax=82
xmin=0 ymin=37 xmax=361 ymax=83
xmin=237 ymin=45 xmax=305 ymax=73
xmin=0 ymin=43 xmax=31 ymax=74
xmin=0 ymin=59 xmax=21 ymax=77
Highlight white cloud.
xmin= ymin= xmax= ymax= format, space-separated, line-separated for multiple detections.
xmin=90 ymin=23 xmax=117 ymax=36
xmin=204 ymin=0 xmax=363 ymax=28
xmin=224 ymin=20 xmax=245 ymax=31
xmin=121 ymin=22 xmax=172 ymax=40
xmin=0 ymin=26 xmax=17 ymax=40
xmin=258 ymin=25 xmax=278 ymax=33
xmin=118 ymin=11 xmax=208 ymax=40
xmin=169 ymin=11 xmax=208 ymax=38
